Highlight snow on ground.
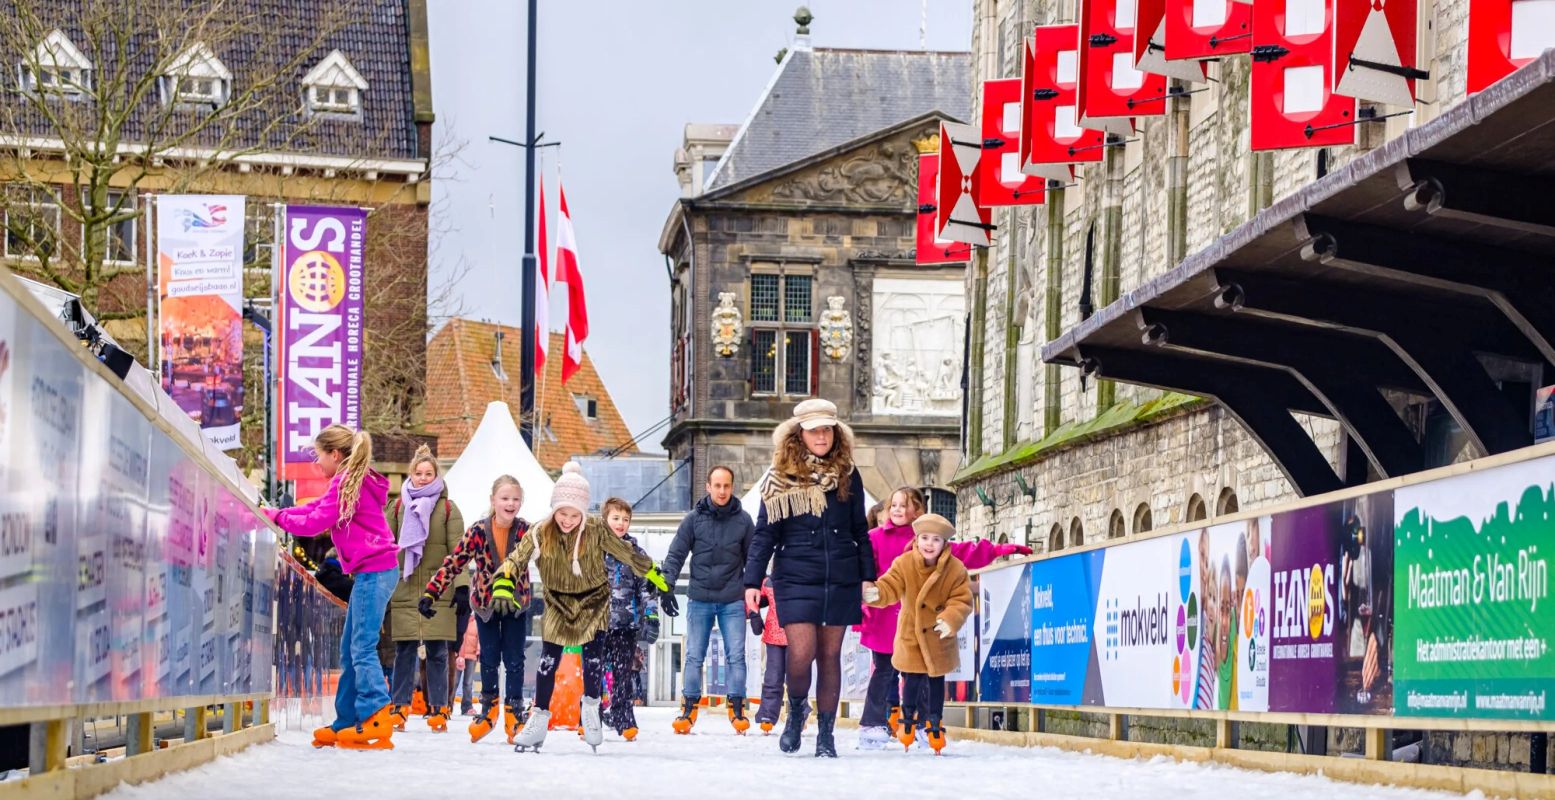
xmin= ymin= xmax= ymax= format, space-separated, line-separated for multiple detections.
xmin=101 ymin=708 xmax=1473 ymax=800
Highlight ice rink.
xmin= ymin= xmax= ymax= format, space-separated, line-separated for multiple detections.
xmin=99 ymin=708 xmax=1469 ymax=799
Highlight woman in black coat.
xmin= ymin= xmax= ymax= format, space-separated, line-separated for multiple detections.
xmin=744 ymin=399 xmax=876 ymax=757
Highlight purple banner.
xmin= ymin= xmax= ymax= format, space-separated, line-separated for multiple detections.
xmin=1268 ymin=496 xmax=1395 ymax=714
xmin=276 ymin=205 xmax=365 ymax=480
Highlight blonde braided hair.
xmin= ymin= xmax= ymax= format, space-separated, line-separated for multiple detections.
xmin=314 ymin=425 xmax=373 ymax=530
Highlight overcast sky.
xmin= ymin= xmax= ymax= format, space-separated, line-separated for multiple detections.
xmin=427 ymin=0 xmax=973 ymax=454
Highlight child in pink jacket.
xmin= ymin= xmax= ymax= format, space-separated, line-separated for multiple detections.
xmin=855 ymin=487 xmax=1030 ymax=749
xmin=453 ymin=619 xmax=480 ymax=714
xmin=264 ymin=425 xmax=398 ymax=750
xmin=751 ymin=578 xmax=809 ymax=733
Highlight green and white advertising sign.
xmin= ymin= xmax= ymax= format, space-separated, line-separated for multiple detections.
xmin=1394 ymin=458 xmax=1553 ymax=719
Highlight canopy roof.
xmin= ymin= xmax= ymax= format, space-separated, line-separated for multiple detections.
xmin=444 ymin=401 xmax=555 ymax=525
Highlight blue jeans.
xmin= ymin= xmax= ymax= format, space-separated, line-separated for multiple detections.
xmin=682 ymin=599 xmax=747 ymax=699
xmin=333 ymin=569 xmax=396 ymax=730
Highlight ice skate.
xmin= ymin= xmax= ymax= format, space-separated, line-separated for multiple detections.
xmin=311 ymin=725 xmax=338 ymax=748
xmin=856 ymin=725 xmax=891 ymax=750
xmin=468 ymin=702 xmax=498 ymax=743
xmin=886 ymin=705 xmax=903 ymax=735
xmin=411 ymin=688 xmax=428 ymax=716
xmin=503 ymin=702 xmax=524 ymax=744
xmin=581 ymin=696 xmax=604 ymax=752
xmin=672 ymin=695 xmax=699 ymax=734
xmin=621 ymin=726 xmax=638 ymax=741
xmin=512 ymin=708 xmax=552 ymax=752
xmin=337 ymin=705 xmax=395 ymax=750
xmin=727 ymin=696 xmax=751 ymax=734
xmin=896 ymin=710 xmax=918 ymax=752
xmin=427 ymin=705 xmax=449 ymax=733
xmin=388 ymin=703 xmax=409 ymax=731
xmin=924 ymin=715 xmax=946 ymax=755
xmin=759 ymin=719 xmax=775 ymax=734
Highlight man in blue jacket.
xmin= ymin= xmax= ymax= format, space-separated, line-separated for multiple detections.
xmin=660 ymin=465 xmax=755 ymax=734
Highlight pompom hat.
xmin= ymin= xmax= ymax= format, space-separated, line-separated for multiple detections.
xmin=551 ymin=461 xmax=591 ymax=515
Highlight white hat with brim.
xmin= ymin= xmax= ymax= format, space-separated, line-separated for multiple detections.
xmin=771 ymin=398 xmax=853 ymax=451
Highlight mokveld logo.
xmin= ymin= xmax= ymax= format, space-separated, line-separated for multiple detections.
xmin=1103 ymin=592 xmax=1171 ymax=660
xmin=178 ymin=202 xmax=230 ymax=233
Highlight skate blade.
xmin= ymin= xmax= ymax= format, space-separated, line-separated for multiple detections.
xmin=337 ymin=738 xmax=394 ymax=751
xmin=469 ymin=722 xmax=495 ymax=743
xmin=513 ymin=744 xmax=542 ymax=753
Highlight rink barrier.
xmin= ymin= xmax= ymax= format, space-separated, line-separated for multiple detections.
xmin=0 ymin=267 xmax=322 ymax=796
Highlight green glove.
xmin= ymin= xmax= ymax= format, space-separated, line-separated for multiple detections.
xmin=489 ymin=575 xmax=519 ymax=616
xmin=645 ymin=566 xmax=670 ymax=593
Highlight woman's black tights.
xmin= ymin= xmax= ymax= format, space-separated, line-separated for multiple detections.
xmin=782 ymin=623 xmax=846 ymax=715
xmin=533 ymin=633 xmax=606 ymax=707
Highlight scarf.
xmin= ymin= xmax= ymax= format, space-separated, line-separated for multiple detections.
xmin=761 ymin=454 xmax=842 ymax=523
xmin=399 ymin=477 xmax=445 ymax=579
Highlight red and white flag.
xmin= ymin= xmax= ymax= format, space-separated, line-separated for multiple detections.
xmin=556 ymin=183 xmax=588 ymax=384
xmin=535 ymin=176 xmax=550 ymax=371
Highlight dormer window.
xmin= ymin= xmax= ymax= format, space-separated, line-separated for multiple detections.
xmin=19 ymin=30 xmax=92 ymax=98
xmin=162 ymin=43 xmax=231 ymax=108
xmin=301 ymin=50 xmax=367 ymax=117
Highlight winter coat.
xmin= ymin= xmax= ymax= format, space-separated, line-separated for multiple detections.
xmin=456 ymin=622 xmax=479 ymax=669
xmin=660 ymin=495 xmax=754 ymax=604
xmin=386 ymin=491 xmax=467 ymax=642
xmin=867 ymin=550 xmax=973 ymax=678
xmin=503 ymin=515 xmax=657 ymax=647
xmin=425 ymin=517 xmax=532 ymax=621
xmin=267 ymin=471 xmax=397 ymax=575
xmin=758 ymin=579 xmax=786 ymax=646
xmin=606 ymin=533 xmax=658 ymax=631
xmin=859 ymin=522 xmax=1010 ymax=654
xmin=742 ymin=469 xmax=876 ymax=627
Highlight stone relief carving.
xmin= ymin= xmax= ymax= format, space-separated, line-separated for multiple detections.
xmin=818 ymin=296 xmax=852 ymax=361
xmin=710 ymin=291 xmax=742 ymax=357
xmin=770 ymin=141 xmax=917 ymax=204
xmin=871 ymin=277 xmax=965 ymax=417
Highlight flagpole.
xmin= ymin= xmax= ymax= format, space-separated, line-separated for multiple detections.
xmin=518 ymin=0 xmax=540 ymax=448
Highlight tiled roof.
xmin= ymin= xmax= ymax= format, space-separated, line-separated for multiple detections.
xmin=424 ymin=319 xmax=636 ymax=472
xmin=705 ymin=47 xmax=972 ymax=192
xmin=0 ymin=0 xmax=422 ymax=160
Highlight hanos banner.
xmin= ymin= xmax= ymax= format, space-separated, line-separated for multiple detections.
xmin=277 ymin=205 xmax=366 ymax=481
xmin=156 ymin=195 xmax=246 ymax=451
xmin=1394 ymin=458 xmax=1553 ymax=720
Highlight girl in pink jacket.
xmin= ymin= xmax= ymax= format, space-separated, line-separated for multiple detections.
xmin=855 ymin=487 xmax=1030 ymax=749
xmin=453 ymin=619 xmax=480 ymax=714
xmin=264 ymin=425 xmax=399 ymax=750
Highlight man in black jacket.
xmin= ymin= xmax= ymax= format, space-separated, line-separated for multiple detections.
xmin=660 ymin=465 xmax=756 ymax=733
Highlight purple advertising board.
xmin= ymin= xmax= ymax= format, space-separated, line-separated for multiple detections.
xmin=276 ymin=205 xmax=365 ymax=481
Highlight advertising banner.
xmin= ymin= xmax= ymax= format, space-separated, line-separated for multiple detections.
xmin=1269 ymin=496 xmax=1394 ymax=714
xmin=978 ymin=563 xmax=1031 ymax=702
xmin=1394 ymin=459 xmax=1553 ymax=719
xmin=277 ymin=205 xmax=366 ymax=482
xmin=1092 ymin=534 xmax=1196 ymax=709
xmin=1029 ymin=550 xmax=1101 ymax=705
xmin=1192 ymin=519 xmax=1270 ymax=711
xmin=156 ymin=195 xmax=246 ymax=451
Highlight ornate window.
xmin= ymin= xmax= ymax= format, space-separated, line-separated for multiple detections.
xmin=302 ymin=50 xmax=367 ymax=117
xmin=18 ymin=30 xmax=92 ymax=98
xmin=748 ymin=266 xmax=815 ymax=397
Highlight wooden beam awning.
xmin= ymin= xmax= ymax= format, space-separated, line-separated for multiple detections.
xmin=1042 ymin=51 xmax=1555 ymax=497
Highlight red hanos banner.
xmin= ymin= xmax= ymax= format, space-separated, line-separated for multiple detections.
xmin=1467 ymin=0 xmax=1554 ymax=94
xmin=980 ymin=79 xmax=1046 ymax=207
xmin=1136 ymin=0 xmax=1212 ymax=81
xmin=1333 ymin=0 xmax=1418 ymax=106
xmin=1166 ymin=0 xmax=1253 ymax=60
xmin=1022 ymin=24 xmax=1104 ymax=181
xmin=1250 ymin=0 xmax=1357 ymax=150
xmin=1078 ymin=0 xmax=1165 ymax=128
xmin=916 ymin=153 xmax=973 ymax=264
xmin=935 ymin=121 xmax=993 ymax=247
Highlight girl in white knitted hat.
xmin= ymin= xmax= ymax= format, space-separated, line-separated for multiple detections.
xmin=496 ymin=462 xmax=679 ymax=753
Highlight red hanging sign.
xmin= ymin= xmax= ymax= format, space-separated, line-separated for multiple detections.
xmin=1250 ymin=0 xmax=1357 ymax=150
xmin=916 ymin=153 xmax=973 ymax=264
xmin=935 ymin=121 xmax=993 ymax=247
xmin=1078 ymin=0 xmax=1165 ymax=129
xmin=1467 ymin=0 xmax=1555 ymax=94
xmin=980 ymin=79 xmax=1046 ymax=207
xmin=1333 ymin=0 xmax=1419 ymax=105
xmin=1165 ymin=0 xmax=1253 ymax=60
xmin=1021 ymin=24 xmax=1105 ymax=181
xmin=1136 ymin=0 xmax=1213 ymax=80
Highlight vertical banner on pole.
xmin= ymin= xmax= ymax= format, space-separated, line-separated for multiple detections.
xmin=276 ymin=205 xmax=366 ymax=491
xmin=156 ymin=195 xmax=246 ymax=450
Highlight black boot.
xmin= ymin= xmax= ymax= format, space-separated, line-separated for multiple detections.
xmin=778 ymin=695 xmax=809 ymax=753
xmin=814 ymin=712 xmax=837 ymax=757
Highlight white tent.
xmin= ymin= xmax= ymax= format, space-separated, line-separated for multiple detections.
xmin=739 ymin=467 xmax=876 ymax=524
xmin=444 ymin=401 xmax=555 ymax=525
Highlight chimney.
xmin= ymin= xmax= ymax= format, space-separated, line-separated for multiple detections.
xmin=793 ymin=6 xmax=812 ymax=52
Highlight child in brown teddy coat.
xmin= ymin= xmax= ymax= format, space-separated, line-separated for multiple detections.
xmin=862 ymin=513 xmax=973 ymax=753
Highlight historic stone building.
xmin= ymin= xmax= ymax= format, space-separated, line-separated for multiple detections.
xmin=658 ymin=25 xmax=972 ymax=507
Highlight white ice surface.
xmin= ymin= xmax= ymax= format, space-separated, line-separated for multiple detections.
xmin=100 ymin=708 xmax=1475 ymax=800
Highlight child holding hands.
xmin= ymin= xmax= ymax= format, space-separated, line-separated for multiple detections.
xmin=861 ymin=513 xmax=973 ymax=754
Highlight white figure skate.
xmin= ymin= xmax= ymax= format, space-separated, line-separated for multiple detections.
xmin=512 ymin=708 xmax=551 ymax=753
xmin=581 ymin=696 xmax=604 ymax=753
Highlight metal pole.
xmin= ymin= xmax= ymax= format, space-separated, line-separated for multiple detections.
xmin=145 ymin=196 xmax=156 ymax=369
xmin=518 ymin=0 xmax=539 ymax=448
xmin=271 ymin=204 xmax=284 ymax=504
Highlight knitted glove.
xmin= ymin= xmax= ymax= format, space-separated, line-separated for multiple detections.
xmin=489 ymin=575 xmax=520 ymax=617
xmin=862 ymin=585 xmax=880 ymax=603
xmin=417 ymin=593 xmax=437 ymax=619
xmin=996 ymin=543 xmax=1034 ymax=557
xmin=934 ymin=619 xmax=954 ymax=639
